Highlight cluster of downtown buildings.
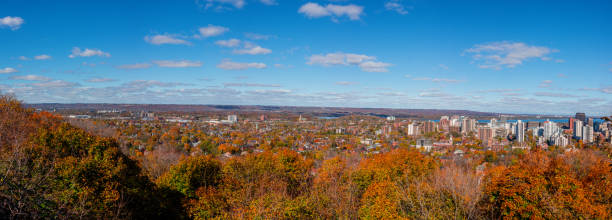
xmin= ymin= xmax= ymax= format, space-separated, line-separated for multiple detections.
xmin=59 ymin=106 xmax=611 ymax=154
xmin=403 ymin=112 xmax=611 ymax=150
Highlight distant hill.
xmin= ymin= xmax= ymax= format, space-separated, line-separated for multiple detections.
xmin=26 ymin=103 xmax=503 ymax=119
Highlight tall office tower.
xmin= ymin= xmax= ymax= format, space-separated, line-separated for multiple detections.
xmin=569 ymin=117 xmax=575 ymax=131
xmin=516 ymin=120 xmax=525 ymax=143
xmin=587 ymin=118 xmax=594 ymax=127
xmin=575 ymin=112 xmax=586 ymax=122
xmin=574 ymin=120 xmax=583 ymax=139
xmin=490 ymin=118 xmax=498 ymax=127
xmin=583 ymin=125 xmax=594 ymax=143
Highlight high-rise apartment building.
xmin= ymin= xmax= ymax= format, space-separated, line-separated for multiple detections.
xmin=423 ymin=121 xmax=437 ymax=133
xmin=574 ymin=120 xmax=583 ymax=139
xmin=516 ymin=120 xmax=525 ymax=143
xmin=407 ymin=123 xmax=419 ymax=136
xmin=439 ymin=116 xmax=450 ymax=131
xmin=543 ymin=120 xmax=559 ymax=139
xmin=583 ymin=125 xmax=594 ymax=143
xmin=461 ymin=118 xmax=476 ymax=134
xmin=479 ymin=127 xmax=494 ymax=144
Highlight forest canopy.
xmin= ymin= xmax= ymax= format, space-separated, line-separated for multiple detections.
xmin=1 ymin=95 xmax=610 ymax=219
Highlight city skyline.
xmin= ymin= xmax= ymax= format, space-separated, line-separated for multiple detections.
xmin=1 ymin=0 xmax=611 ymax=115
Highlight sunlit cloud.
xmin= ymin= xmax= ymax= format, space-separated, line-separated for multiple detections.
xmin=464 ymin=41 xmax=556 ymax=69
xmin=68 ymin=47 xmax=110 ymax=58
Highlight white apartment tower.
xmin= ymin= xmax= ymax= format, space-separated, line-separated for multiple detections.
xmin=574 ymin=120 xmax=583 ymax=139
xmin=583 ymin=125 xmax=594 ymax=143
xmin=516 ymin=120 xmax=525 ymax=143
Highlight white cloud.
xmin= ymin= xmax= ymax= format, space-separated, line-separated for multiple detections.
xmin=359 ymin=61 xmax=392 ymax=72
xmin=412 ymin=77 xmax=463 ymax=83
xmin=385 ymin=1 xmax=410 ymax=15
xmin=464 ymin=41 xmax=556 ymax=69
xmin=247 ymin=89 xmax=292 ymax=95
xmin=10 ymin=75 xmax=50 ymax=81
xmin=477 ymin=88 xmax=522 ymax=94
xmin=31 ymin=80 xmax=77 ymax=88
xmin=198 ymin=0 xmax=276 ymax=10
xmin=419 ymin=91 xmax=451 ymax=98
xmin=216 ymin=40 xmax=271 ymax=55
xmin=377 ymin=92 xmax=407 ymax=97
xmin=336 ymin=81 xmax=358 ymax=85
xmin=308 ymin=53 xmax=374 ymax=66
xmin=233 ymin=45 xmax=272 ymax=55
xmin=217 ymin=60 xmax=266 ymax=70
xmin=121 ymin=80 xmax=190 ymax=91
xmin=307 ymin=52 xmax=391 ymax=72
xmin=534 ymin=92 xmax=577 ymax=98
xmin=86 ymin=77 xmax=116 ymax=83
xmin=245 ymin=33 xmax=274 ymax=40
xmin=116 ymin=63 xmax=152 ymax=69
xmin=18 ymin=56 xmax=29 ymax=60
xmin=308 ymin=53 xmax=347 ymax=66
xmin=153 ymin=60 xmax=202 ymax=68
xmin=298 ymin=3 xmax=364 ymax=21
xmin=34 ymin=54 xmax=52 ymax=60
xmin=0 ymin=16 xmax=24 ymax=30
xmin=68 ymin=47 xmax=110 ymax=58
xmin=299 ymin=3 xmax=330 ymax=18
xmin=223 ymin=82 xmax=280 ymax=87
xmin=215 ymin=38 xmax=241 ymax=47
xmin=201 ymin=0 xmax=246 ymax=9
xmin=579 ymin=86 xmax=612 ymax=94
xmin=539 ymin=80 xmax=553 ymax=88
xmin=198 ymin=25 xmax=229 ymax=37
xmin=325 ymin=4 xmax=364 ymax=20
xmin=0 ymin=67 xmax=18 ymax=74
xmin=145 ymin=34 xmax=190 ymax=45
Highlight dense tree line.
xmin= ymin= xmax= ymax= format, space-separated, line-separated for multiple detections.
xmin=1 ymin=95 xmax=611 ymax=219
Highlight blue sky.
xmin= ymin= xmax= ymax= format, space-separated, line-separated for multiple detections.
xmin=0 ymin=0 xmax=611 ymax=115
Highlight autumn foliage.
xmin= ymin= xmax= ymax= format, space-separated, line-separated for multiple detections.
xmin=1 ymin=95 xmax=611 ymax=219
xmin=480 ymin=150 xmax=610 ymax=219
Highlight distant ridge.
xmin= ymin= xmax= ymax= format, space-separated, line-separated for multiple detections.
xmin=26 ymin=103 xmax=510 ymax=119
